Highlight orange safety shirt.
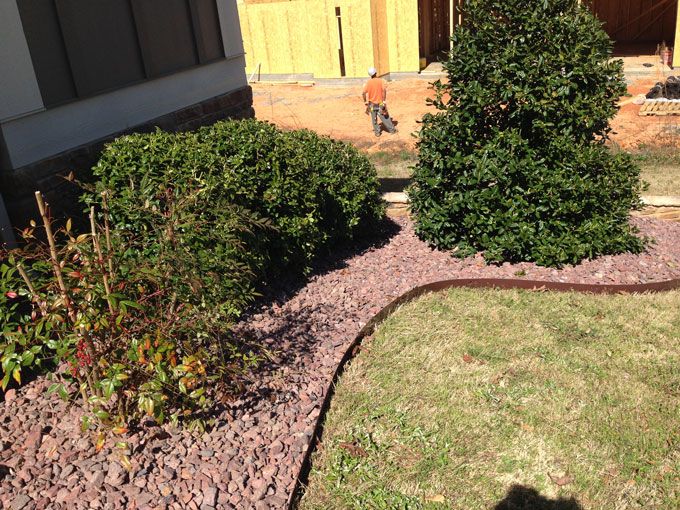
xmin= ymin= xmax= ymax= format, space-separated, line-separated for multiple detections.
xmin=363 ymin=77 xmax=387 ymax=104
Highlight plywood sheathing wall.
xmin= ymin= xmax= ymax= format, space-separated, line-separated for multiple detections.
xmin=339 ymin=0 xmax=375 ymax=77
xmin=237 ymin=0 xmax=420 ymax=78
xmin=371 ymin=0 xmax=390 ymax=76
xmin=386 ymin=0 xmax=420 ymax=73
xmin=238 ymin=0 xmax=371 ymax=78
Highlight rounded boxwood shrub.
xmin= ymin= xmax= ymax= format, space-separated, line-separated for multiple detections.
xmin=85 ymin=129 xmax=262 ymax=326
xmin=89 ymin=120 xmax=384 ymax=286
xmin=409 ymin=0 xmax=646 ymax=267
xmin=196 ymin=120 xmax=385 ymax=273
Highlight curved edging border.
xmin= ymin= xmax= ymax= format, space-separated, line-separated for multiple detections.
xmin=287 ymin=277 xmax=680 ymax=509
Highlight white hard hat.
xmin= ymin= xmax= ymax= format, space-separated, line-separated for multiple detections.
xmin=368 ymin=67 xmax=377 ymax=77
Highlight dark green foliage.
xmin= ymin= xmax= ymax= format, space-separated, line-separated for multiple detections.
xmin=89 ymin=119 xmax=384 ymax=284
xmin=0 ymin=259 xmax=42 ymax=391
xmin=409 ymin=0 xmax=646 ymax=267
xmin=5 ymin=120 xmax=383 ymax=429
xmin=2 ymin=203 xmax=260 ymax=429
xmin=197 ymin=120 xmax=385 ymax=273
xmin=86 ymin=129 xmax=263 ymax=326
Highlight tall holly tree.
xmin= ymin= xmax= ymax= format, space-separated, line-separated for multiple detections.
xmin=409 ymin=0 xmax=646 ymax=267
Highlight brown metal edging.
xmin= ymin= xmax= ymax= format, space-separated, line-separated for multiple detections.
xmin=288 ymin=277 xmax=680 ymax=509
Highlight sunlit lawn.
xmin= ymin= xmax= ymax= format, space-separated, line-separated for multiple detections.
xmin=632 ymin=147 xmax=680 ymax=196
xmin=300 ymin=288 xmax=680 ymax=509
xmin=371 ymin=148 xmax=680 ymax=197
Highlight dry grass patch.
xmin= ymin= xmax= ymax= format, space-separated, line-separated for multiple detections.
xmin=639 ymin=164 xmax=680 ymax=196
xmin=369 ymin=150 xmax=416 ymax=180
xmin=368 ymin=148 xmax=680 ymax=197
xmin=631 ymin=147 xmax=680 ymax=196
xmin=299 ymin=288 xmax=680 ymax=510
xmin=369 ymin=147 xmax=680 ymax=196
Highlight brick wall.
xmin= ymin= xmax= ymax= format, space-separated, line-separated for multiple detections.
xmin=1 ymin=85 xmax=254 ymax=231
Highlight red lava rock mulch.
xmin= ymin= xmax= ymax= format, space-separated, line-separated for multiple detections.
xmin=1 ymin=217 xmax=679 ymax=510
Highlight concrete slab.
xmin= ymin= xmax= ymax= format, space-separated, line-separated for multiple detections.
xmin=642 ymin=195 xmax=680 ymax=207
xmin=621 ymin=54 xmax=675 ymax=83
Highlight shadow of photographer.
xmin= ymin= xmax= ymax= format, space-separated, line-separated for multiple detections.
xmin=494 ymin=485 xmax=583 ymax=510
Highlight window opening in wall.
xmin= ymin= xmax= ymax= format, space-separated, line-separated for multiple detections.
xmin=336 ymin=7 xmax=346 ymax=77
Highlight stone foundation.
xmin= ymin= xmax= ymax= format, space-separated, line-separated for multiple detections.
xmin=1 ymin=85 xmax=254 ymax=230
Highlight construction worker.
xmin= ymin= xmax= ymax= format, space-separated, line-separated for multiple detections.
xmin=362 ymin=67 xmax=397 ymax=137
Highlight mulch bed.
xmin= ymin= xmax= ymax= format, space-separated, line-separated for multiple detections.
xmin=2 ymin=217 xmax=680 ymax=510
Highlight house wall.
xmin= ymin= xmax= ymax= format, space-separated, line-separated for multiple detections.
xmin=588 ymin=0 xmax=680 ymax=67
xmin=0 ymin=0 xmax=248 ymax=170
xmin=0 ymin=191 xmax=15 ymax=249
xmin=239 ymin=0 xmax=327 ymax=77
xmin=238 ymin=0 xmax=420 ymax=78
xmin=1 ymin=57 xmax=247 ymax=170
xmin=371 ymin=0 xmax=390 ymax=76
xmin=0 ymin=1 xmax=43 ymax=122
xmin=385 ymin=0 xmax=420 ymax=73
xmin=0 ymin=0 xmax=252 ymax=229
xmin=238 ymin=0 xmax=370 ymax=78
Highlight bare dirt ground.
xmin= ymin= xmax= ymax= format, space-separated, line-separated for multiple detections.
xmin=252 ymin=77 xmax=680 ymax=154
xmin=614 ymin=78 xmax=680 ymax=150
xmin=252 ymin=79 xmax=431 ymax=154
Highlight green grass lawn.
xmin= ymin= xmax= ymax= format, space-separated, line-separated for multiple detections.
xmin=300 ymin=288 xmax=680 ymax=510
xmin=631 ymin=147 xmax=680 ymax=196
xmin=371 ymin=148 xmax=680 ymax=196
xmin=369 ymin=150 xmax=416 ymax=180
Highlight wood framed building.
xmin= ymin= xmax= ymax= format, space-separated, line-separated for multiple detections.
xmin=238 ymin=0 xmax=420 ymax=78
xmin=237 ymin=0 xmax=680 ymax=79
xmin=590 ymin=0 xmax=679 ymax=60
xmin=0 ymin=0 xmax=253 ymax=245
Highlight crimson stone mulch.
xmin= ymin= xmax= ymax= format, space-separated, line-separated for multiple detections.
xmin=1 ymin=217 xmax=679 ymax=510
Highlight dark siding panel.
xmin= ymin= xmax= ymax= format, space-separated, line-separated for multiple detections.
xmin=189 ymin=0 xmax=225 ymax=63
xmin=55 ymin=0 xmax=145 ymax=97
xmin=16 ymin=0 xmax=76 ymax=107
xmin=131 ymin=0 xmax=198 ymax=77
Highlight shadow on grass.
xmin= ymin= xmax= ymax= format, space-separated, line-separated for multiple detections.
xmin=379 ymin=177 xmax=412 ymax=193
xmin=494 ymin=485 xmax=582 ymax=510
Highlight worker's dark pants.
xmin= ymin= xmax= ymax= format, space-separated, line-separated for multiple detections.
xmin=369 ymin=104 xmax=395 ymax=136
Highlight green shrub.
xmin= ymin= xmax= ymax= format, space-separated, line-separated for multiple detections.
xmin=283 ymin=129 xmax=386 ymax=243
xmin=0 ymin=256 xmax=43 ymax=390
xmin=85 ymin=129 xmax=264 ymax=324
xmin=90 ymin=119 xmax=384 ymax=277
xmin=197 ymin=120 xmax=384 ymax=272
xmin=4 ymin=121 xmax=383 ymax=431
xmin=2 ymin=192 xmax=260 ymax=431
xmin=409 ymin=0 xmax=646 ymax=267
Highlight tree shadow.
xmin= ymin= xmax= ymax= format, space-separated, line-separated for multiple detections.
xmin=379 ymin=176 xmax=412 ymax=193
xmin=249 ymin=215 xmax=402 ymax=311
xmin=494 ymin=485 xmax=583 ymax=510
xmin=204 ymin=215 xmax=403 ymax=418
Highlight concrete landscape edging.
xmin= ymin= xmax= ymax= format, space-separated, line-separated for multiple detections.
xmin=643 ymin=195 xmax=680 ymax=207
xmin=382 ymin=193 xmax=680 ymax=208
xmin=288 ymin=276 xmax=680 ymax=508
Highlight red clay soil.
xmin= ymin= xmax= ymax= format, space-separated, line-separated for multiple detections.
xmin=613 ymin=77 xmax=680 ymax=150
xmin=252 ymin=80 xmax=431 ymax=154
xmin=252 ymin=77 xmax=679 ymax=153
